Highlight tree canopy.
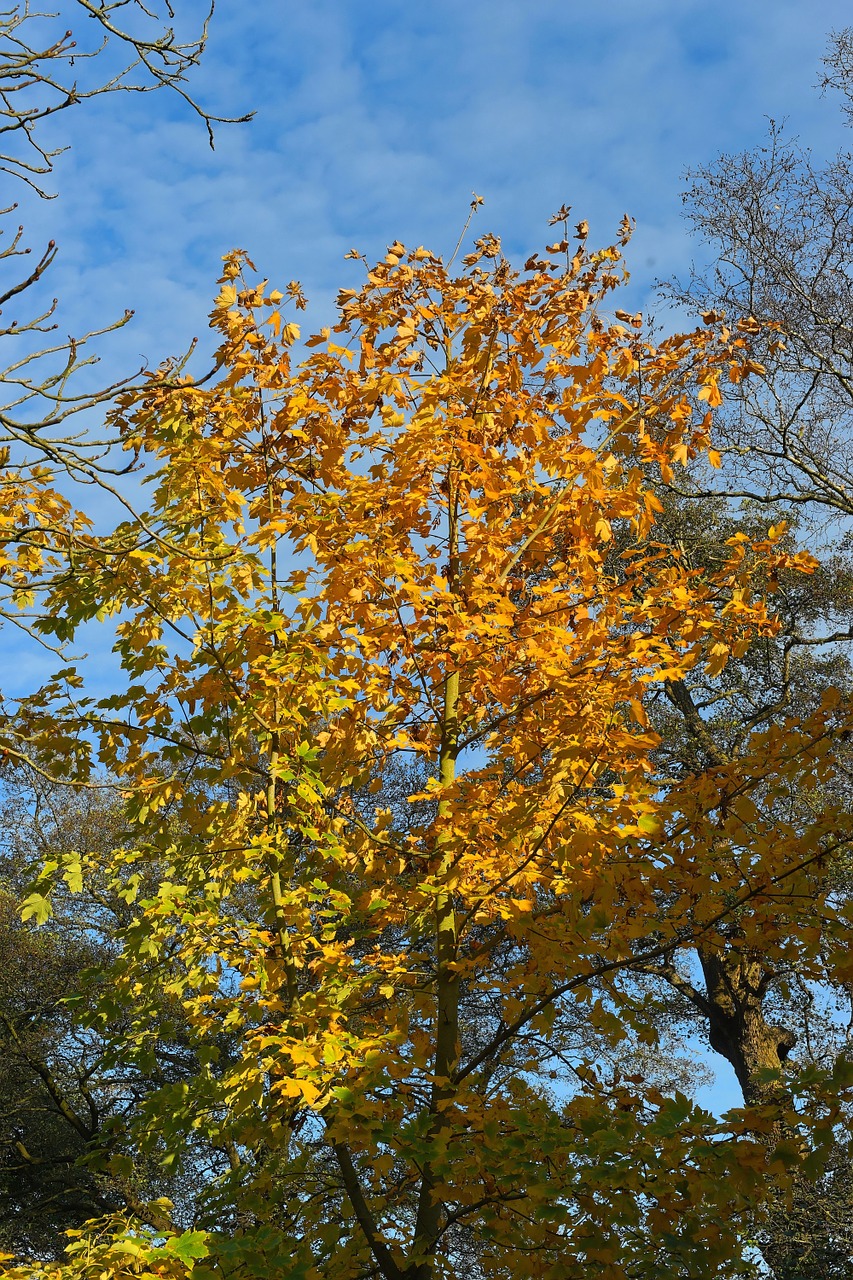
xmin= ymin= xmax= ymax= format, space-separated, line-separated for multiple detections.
xmin=1 ymin=218 xmax=852 ymax=1280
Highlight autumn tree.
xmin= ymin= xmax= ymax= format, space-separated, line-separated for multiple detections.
xmin=628 ymin=492 xmax=853 ymax=1277
xmin=3 ymin=220 xmax=852 ymax=1280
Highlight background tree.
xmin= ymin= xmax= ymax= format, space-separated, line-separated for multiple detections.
xmin=0 ymin=15 xmax=250 ymax=1242
xmin=1 ymin=0 xmax=250 ymax=442
xmin=646 ymin=27 xmax=853 ymax=1277
xmin=630 ymin=493 xmax=853 ymax=1278
xmin=0 ymin=772 xmax=255 ymax=1257
xmin=0 ymin=1 xmax=250 ymax=662
xmin=665 ymin=27 xmax=853 ymax=521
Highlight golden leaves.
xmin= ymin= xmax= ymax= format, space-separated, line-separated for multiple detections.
xmin=11 ymin=222 xmax=840 ymax=1280
xmin=697 ymin=374 xmax=723 ymax=407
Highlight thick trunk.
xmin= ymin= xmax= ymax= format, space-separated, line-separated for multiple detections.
xmin=699 ymin=946 xmax=795 ymax=1109
xmin=664 ymin=683 xmax=808 ymax=1274
xmin=699 ymin=946 xmax=803 ymax=1278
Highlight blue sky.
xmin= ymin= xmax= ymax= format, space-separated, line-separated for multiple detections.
xmin=10 ymin=0 xmax=853 ymax=1113
xmin=13 ymin=0 xmax=852 ymax=692
xmin=20 ymin=0 xmax=853 ymax=389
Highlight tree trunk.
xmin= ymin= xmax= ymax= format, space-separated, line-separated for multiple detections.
xmin=699 ymin=946 xmax=795 ymax=1109
xmin=698 ymin=945 xmax=804 ymax=1278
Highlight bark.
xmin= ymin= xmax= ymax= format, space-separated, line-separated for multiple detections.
xmin=699 ymin=946 xmax=796 ymax=1109
xmin=662 ymin=684 xmax=807 ymax=1274
xmin=698 ymin=945 xmax=805 ymax=1278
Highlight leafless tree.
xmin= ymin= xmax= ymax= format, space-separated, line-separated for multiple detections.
xmin=663 ymin=29 xmax=853 ymax=527
xmin=0 ymin=2 xmax=251 ymax=482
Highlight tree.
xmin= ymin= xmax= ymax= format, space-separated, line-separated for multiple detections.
xmin=1 ymin=0 xmax=249 ymax=435
xmin=630 ymin=493 xmax=853 ymax=1278
xmin=0 ymin=1 xmax=250 ymax=667
xmin=0 ymin=774 xmax=239 ymax=1257
xmin=4 ymin=222 xmax=852 ymax=1280
xmin=664 ymin=28 xmax=853 ymax=522
xmin=650 ymin=28 xmax=853 ymax=1276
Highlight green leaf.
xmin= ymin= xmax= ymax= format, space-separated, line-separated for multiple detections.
xmin=164 ymin=1231 xmax=210 ymax=1263
xmin=20 ymin=892 xmax=52 ymax=925
xmin=62 ymin=854 xmax=83 ymax=893
xmin=637 ymin=813 xmax=664 ymax=837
